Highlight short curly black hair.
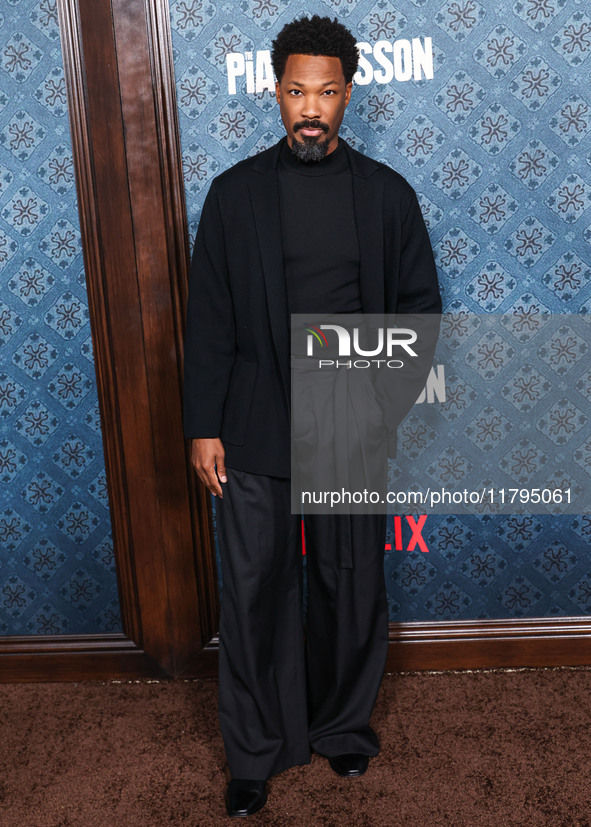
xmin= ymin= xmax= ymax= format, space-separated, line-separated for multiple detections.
xmin=271 ymin=15 xmax=359 ymax=84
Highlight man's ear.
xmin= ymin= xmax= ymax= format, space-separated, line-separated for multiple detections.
xmin=344 ymin=81 xmax=353 ymax=107
xmin=275 ymin=80 xmax=281 ymax=105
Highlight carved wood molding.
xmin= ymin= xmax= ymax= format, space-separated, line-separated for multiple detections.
xmin=145 ymin=0 xmax=221 ymax=643
xmin=56 ymin=0 xmax=140 ymax=645
xmin=386 ymin=617 xmax=591 ymax=670
xmin=49 ymin=0 xmax=217 ymax=676
xmin=1 ymin=0 xmax=217 ymax=683
xmin=4 ymin=616 xmax=591 ymax=681
xmin=0 ymin=634 xmax=167 ymax=681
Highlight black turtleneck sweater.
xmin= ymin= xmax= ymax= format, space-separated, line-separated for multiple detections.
xmin=278 ymin=137 xmax=362 ymax=315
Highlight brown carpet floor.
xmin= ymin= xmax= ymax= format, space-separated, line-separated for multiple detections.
xmin=2 ymin=667 xmax=591 ymax=826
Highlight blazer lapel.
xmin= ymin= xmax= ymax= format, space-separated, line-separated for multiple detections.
xmin=344 ymin=142 xmax=385 ymax=313
xmin=248 ymin=142 xmax=290 ymax=405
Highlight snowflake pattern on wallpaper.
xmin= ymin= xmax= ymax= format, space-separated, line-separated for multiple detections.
xmin=171 ymin=0 xmax=591 ymax=622
xmin=0 ymin=0 xmax=120 ymax=635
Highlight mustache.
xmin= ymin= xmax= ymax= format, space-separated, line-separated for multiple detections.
xmin=293 ymin=120 xmax=329 ymax=133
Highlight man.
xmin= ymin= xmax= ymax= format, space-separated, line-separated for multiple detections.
xmin=183 ymin=15 xmax=441 ymax=818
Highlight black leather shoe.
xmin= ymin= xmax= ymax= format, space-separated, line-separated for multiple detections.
xmin=225 ymin=779 xmax=267 ymax=817
xmin=328 ymin=753 xmax=370 ymax=777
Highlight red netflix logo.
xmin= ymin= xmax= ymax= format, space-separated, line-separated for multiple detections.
xmin=385 ymin=515 xmax=429 ymax=553
xmin=300 ymin=514 xmax=429 ymax=555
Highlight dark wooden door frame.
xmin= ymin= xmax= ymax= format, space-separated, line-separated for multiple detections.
xmin=0 ymin=0 xmax=217 ymax=682
xmin=1 ymin=0 xmax=591 ymax=681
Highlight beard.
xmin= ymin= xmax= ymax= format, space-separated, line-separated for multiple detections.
xmin=290 ymin=120 xmax=330 ymax=162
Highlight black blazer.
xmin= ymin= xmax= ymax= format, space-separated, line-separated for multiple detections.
xmin=183 ymin=137 xmax=442 ymax=477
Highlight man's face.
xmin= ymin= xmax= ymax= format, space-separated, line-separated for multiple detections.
xmin=275 ymin=54 xmax=352 ymax=161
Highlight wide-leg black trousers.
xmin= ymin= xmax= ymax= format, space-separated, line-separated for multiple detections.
xmin=215 ymin=467 xmax=389 ymax=780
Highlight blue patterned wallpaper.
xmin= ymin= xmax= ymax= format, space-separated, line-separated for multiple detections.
xmin=0 ymin=1 xmax=121 ymax=635
xmin=171 ymin=0 xmax=591 ymax=621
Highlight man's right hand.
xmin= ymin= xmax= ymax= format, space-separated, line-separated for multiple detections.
xmin=190 ymin=438 xmax=227 ymax=498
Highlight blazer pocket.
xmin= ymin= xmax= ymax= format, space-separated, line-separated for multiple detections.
xmin=220 ymin=361 xmax=258 ymax=446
